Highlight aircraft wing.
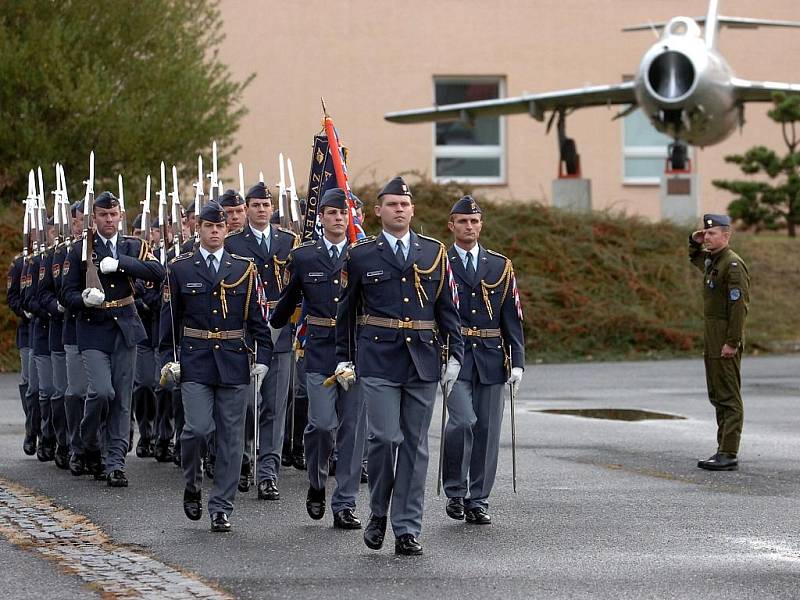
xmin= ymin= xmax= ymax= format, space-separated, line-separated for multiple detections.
xmin=623 ymin=16 xmax=800 ymax=32
xmin=731 ymin=77 xmax=800 ymax=102
xmin=384 ymin=81 xmax=637 ymax=124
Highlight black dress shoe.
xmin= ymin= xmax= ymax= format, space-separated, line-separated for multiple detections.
xmin=172 ymin=443 xmax=182 ymax=467
xmin=37 ymin=438 xmax=55 ymax=462
xmin=203 ymin=456 xmax=215 ymax=480
xmin=69 ymin=453 xmax=84 ymax=476
xmin=281 ymin=452 xmax=293 ymax=467
xmin=258 ymin=479 xmax=280 ymax=501
xmin=363 ymin=515 xmax=387 ymax=550
xmin=446 ymin=497 xmax=465 ymax=520
xmin=83 ymin=451 xmax=104 ymax=479
xmin=395 ymin=533 xmax=423 ymax=555
xmin=210 ymin=512 xmax=231 ymax=532
xmin=360 ymin=462 xmax=368 ymax=484
xmin=465 ymin=507 xmax=492 ymax=525
xmin=292 ymin=453 xmax=307 ymax=471
xmin=154 ymin=442 xmax=173 ymax=463
xmin=23 ymin=435 xmax=37 ymax=456
xmin=54 ymin=446 xmax=70 ymax=470
xmin=306 ymin=486 xmax=326 ymax=520
xmin=183 ymin=488 xmax=202 ymax=521
xmin=107 ymin=469 xmax=129 ymax=487
xmin=238 ymin=463 xmax=251 ymax=493
xmin=697 ymin=452 xmax=738 ymax=471
xmin=333 ymin=508 xmax=362 ymax=530
xmin=135 ymin=436 xmax=152 ymax=458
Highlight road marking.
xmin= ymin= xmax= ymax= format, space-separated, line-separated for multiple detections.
xmin=0 ymin=476 xmax=232 ymax=599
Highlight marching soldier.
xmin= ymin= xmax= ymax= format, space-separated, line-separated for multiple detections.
xmin=442 ymin=196 xmax=524 ymax=525
xmin=270 ymin=188 xmax=365 ymax=529
xmin=219 ymin=188 xmax=247 ymax=233
xmin=335 ymin=176 xmax=463 ymax=555
xmin=225 ymin=182 xmax=298 ymax=500
xmin=689 ymin=214 xmax=750 ymax=471
xmin=61 ymin=191 xmax=165 ymax=486
xmin=159 ymin=202 xmax=272 ymax=532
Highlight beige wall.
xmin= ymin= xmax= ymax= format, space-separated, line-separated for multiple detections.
xmin=217 ymin=0 xmax=800 ymax=220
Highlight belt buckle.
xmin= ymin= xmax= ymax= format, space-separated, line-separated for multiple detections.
xmin=398 ymin=320 xmax=413 ymax=329
xmin=469 ymin=327 xmax=479 ymax=336
xmin=106 ymin=299 xmax=118 ymax=308
xmin=207 ymin=331 xmax=223 ymax=340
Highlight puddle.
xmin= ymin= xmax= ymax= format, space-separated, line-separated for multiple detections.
xmin=532 ymin=408 xmax=685 ymax=421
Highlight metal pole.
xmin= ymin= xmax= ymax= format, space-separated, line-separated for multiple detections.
xmin=436 ymin=335 xmax=449 ymax=497
xmin=508 ymin=345 xmax=517 ymax=493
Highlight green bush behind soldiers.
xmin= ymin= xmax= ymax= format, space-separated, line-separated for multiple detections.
xmin=689 ymin=214 xmax=751 ymax=471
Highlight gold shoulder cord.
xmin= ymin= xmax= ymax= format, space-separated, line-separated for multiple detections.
xmin=412 ymin=244 xmax=445 ymax=307
xmin=219 ymin=262 xmax=254 ymax=320
xmin=480 ymin=258 xmax=512 ymax=320
xmin=273 ymin=257 xmax=287 ymax=293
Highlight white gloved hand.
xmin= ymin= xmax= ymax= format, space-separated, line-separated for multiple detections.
xmin=56 ymin=302 xmax=66 ymax=314
xmin=251 ymin=363 xmax=269 ymax=387
xmin=81 ymin=287 xmax=105 ymax=307
xmin=23 ymin=310 xmax=33 ymax=319
xmin=507 ymin=366 xmax=524 ymax=396
xmin=334 ymin=361 xmax=356 ymax=391
xmin=159 ymin=361 xmax=181 ymax=388
xmin=268 ymin=325 xmax=282 ymax=346
xmin=99 ymin=257 xmax=119 ymax=274
xmin=440 ymin=356 xmax=461 ymax=399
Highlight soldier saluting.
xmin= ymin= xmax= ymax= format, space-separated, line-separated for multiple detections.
xmin=443 ymin=196 xmax=524 ymax=525
xmin=335 ymin=176 xmax=463 ymax=555
xmin=689 ymin=214 xmax=750 ymax=471
xmin=160 ymin=202 xmax=273 ymax=532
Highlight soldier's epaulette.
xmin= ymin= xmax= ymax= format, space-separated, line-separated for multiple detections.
xmin=349 ymin=235 xmax=376 ymax=250
xmin=225 ymin=228 xmax=244 ymax=238
xmin=486 ymin=248 xmax=510 ymax=262
xmin=169 ymin=252 xmax=193 ymax=264
xmin=229 ymin=253 xmax=254 ymax=262
xmin=277 ymin=226 xmax=299 ymax=238
xmin=416 ymin=233 xmax=445 ymax=248
xmin=294 ymin=239 xmax=317 ymax=251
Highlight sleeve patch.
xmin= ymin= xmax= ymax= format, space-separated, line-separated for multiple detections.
xmin=729 ymin=288 xmax=741 ymax=301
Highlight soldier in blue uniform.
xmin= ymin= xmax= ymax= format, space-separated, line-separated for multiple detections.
xmin=159 ymin=202 xmax=273 ymax=532
xmin=442 ymin=196 xmax=525 ymax=525
xmin=271 ymin=188 xmax=365 ymax=529
xmin=335 ymin=176 xmax=464 ymax=555
xmin=61 ymin=192 xmax=165 ymax=486
xmin=225 ymin=182 xmax=298 ymax=500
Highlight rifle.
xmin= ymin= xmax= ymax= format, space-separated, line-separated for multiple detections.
xmin=22 ymin=177 xmax=32 ymax=263
xmin=82 ymin=151 xmax=103 ymax=292
xmin=35 ymin=167 xmax=46 ymax=254
xmin=55 ymin=163 xmax=71 ymax=247
xmin=193 ymin=155 xmax=204 ymax=244
xmin=285 ymin=158 xmax=303 ymax=235
xmin=118 ymin=175 xmax=128 ymax=236
xmin=207 ymin=141 xmax=219 ymax=201
xmin=170 ymin=165 xmax=183 ymax=255
xmin=140 ymin=175 xmax=151 ymax=242
xmin=158 ymin=162 xmax=168 ymax=266
xmin=277 ymin=153 xmax=290 ymax=230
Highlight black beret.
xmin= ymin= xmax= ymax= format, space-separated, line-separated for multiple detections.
xmin=94 ymin=191 xmax=120 ymax=209
xmin=378 ymin=176 xmax=412 ymax=199
xmin=703 ymin=214 xmax=731 ymax=228
xmin=320 ymin=188 xmax=347 ymax=210
xmin=218 ymin=189 xmax=245 ymax=207
xmin=132 ymin=213 xmax=143 ymax=230
xmin=246 ymin=181 xmax=272 ymax=201
xmin=450 ymin=195 xmax=481 ymax=215
xmin=70 ymin=200 xmax=84 ymax=217
xmin=198 ymin=201 xmax=226 ymax=223
xmin=185 ymin=202 xmax=196 ymax=216
xmin=150 ymin=217 xmax=161 ymax=228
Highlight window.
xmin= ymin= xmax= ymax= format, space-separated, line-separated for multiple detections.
xmin=622 ymin=107 xmax=684 ymax=185
xmin=433 ymin=77 xmax=505 ymax=184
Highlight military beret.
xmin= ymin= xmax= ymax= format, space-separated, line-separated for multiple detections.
xmin=132 ymin=213 xmax=143 ymax=230
xmin=94 ymin=191 xmax=119 ymax=209
xmin=320 ymin=188 xmax=347 ymax=211
xmin=150 ymin=217 xmax=161 ymax=228
xmin=218 ymin=189 xmax=245 ymax=207
xmin=70 ymin=200 xmax=84 ymax=217
xmin=378 ymin=176 xmax=412 ymax=199
xmin=185 ymin=202 xmax=196 ymax=216
xmin=450 ymin=195 xmax=481 ymax=215
xmin=246 ymin=181 xmax=272 ymax=201
xmin=270 ymin=211 xmax=281 ymax=224
xmin=351 ymin=193 xmax=363 ymax=210
xmin=198 ymin=201 xmax=226 ymax=223
xmin=703 ymin=214 xmax=731 ymax=228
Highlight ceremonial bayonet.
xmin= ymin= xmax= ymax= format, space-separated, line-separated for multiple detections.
xmin=170 ymin=165 xmax=182 ymax=254
xmin=238 ymin=162 xmax=245 ymax=199
xmin=193 ymin=155 xmax=204 ymax=244
xmin=82 ymin=151 xmax=103 ymax=292
xmin=140 ymin=175 xmax=151 ymax=242
xmin=208 ymin=141 xmax=219 ymax=201
xmin=36 ymin=167 xmax=46 ymax=254
xmin=277 ymin=153 xmax=290 ymax=230
xmin=118 ymin=174 xmax=129 ymax=236
xmin=286 ymin=158 xmax=302 ymax=235
xmin=506 ymin=344 xmax=518 ymax=493
xmin=158 ymin=161 xmax=168 ymax=266
xmin=437 ymin=334 xmax=450 ymax=496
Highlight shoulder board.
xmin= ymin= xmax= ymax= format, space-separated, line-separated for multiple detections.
xmin=169 ymin=252 xmax=193 ymax=264
xmin=122 ymin=235 xmax=140 ymax=241
xmin=350 ymin=235 xmax=376 ymax=249
xmin=229 ymin=253 xmax=254 ymax=262
xmin=277 ymin=226 xmax=299 ymax=238
xmin=225 ymin=228 xmax=244 ymax=238
xmin=485 ymin=248 xmax=510 ymax=261
xmin=294 ymin=239 xmax=317 ymax=250
xmin=416 ymin=233 xmax=445 ymax=248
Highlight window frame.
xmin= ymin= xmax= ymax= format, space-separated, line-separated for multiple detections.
xmin=432 ymin=76 xmax=506 ymax=185
xmin=621 ymin=107 xmax=692 ymax=186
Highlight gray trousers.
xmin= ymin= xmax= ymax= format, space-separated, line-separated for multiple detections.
xmin=306 ymin=373 xmax=365 ymax=513
xmin=361 ymin=375 xmax=438 ymax=538
xmin=443 ymin=379 xmax=505 ymax=510
xmin=64 ymin=344 xmax=87 ymax=454
xmin=20 ymin=347 xmax=40 ymax=440
xmin=81 ymin=332 xmax=135 ymax=473
xmin=181 ymin=382 xmax=247 ymax=516
xmin=50 ymin=351 xmax=68 ymax=448
xmin=133 ymin=346 xmax=157 ymax=439
xmin=33 ymin=354 xmax=56 ymax=443
xmin=255 ymin=351 xmax=292 ymax=482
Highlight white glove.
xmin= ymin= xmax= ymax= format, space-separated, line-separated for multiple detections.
xmin=99 ymin=257 xmax=119 ymax=274
xmin=81 ymin=288 xmax=105 ymax=307
xmin=440 ymin=356 xmax=461 ymax=399
xmin=507 ymin=367 xmax=524 ymax=396
xmin=334 ymin=361 xmax=356 ymax=391
xmin=269 ymin=325 xmax=282 ymax=346
xmin=159 ymin=361 xmax=181 ymax=388
xmin=56 ymin=302 xmax=66 ymax=314
xmin=23 ymin=310 xmax=33 ymax=319
xmin=251 ymin=363 xmax=269 ymax=387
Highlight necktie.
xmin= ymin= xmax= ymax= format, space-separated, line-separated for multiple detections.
xmin=106 ymin=240 xmax=114 ymax=258
xmin=207 ymin=254 xmax=217 ymax=274
xmin=330 ymin=245 xmax=339 ymax=262
xmin=395 ymin=240 xmax=405 ymax=266
xmin=260 ymin=234 xmax=269 ymax=255
xmin=466 ymin=251 xmax=476 ymax=281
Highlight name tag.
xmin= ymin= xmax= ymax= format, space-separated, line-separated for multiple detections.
xmin=186 ymin=282 xmax=203 ymax=288
xmin=308 ymin=272 xmax=325 ymax=277
xmin=366 ymin=270 xmax=384 ymax=277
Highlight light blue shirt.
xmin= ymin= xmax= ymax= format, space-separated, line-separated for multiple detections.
xmin=249 ymin=224 xmax=271 ymax=254
xmin=97 ymin=232 xmax=119 ymax=259
xmin=453 ymin=244 xmax=478 ymax=270
xmin=382 ymin=230 xmax=411 ymax=260
xmin=322 ymin=236 xmax=347 ymax=259
xmin=199 ymin=246 xmax=224 ymax=270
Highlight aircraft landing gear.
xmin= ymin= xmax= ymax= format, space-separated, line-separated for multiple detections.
xmin=555 ymin=109 xmax=581 ymax=177
xmin=668 ymin=141 xmax=689 ymax=171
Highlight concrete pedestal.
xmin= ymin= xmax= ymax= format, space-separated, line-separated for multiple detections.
xmin=552 ymin=178 xmax=592 ymax=212
xmin=660 ymin=172 xmax=698 ymax=225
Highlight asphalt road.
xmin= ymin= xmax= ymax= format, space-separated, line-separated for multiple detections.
xmin=0 ymin=355 xmax=798 ymax=599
